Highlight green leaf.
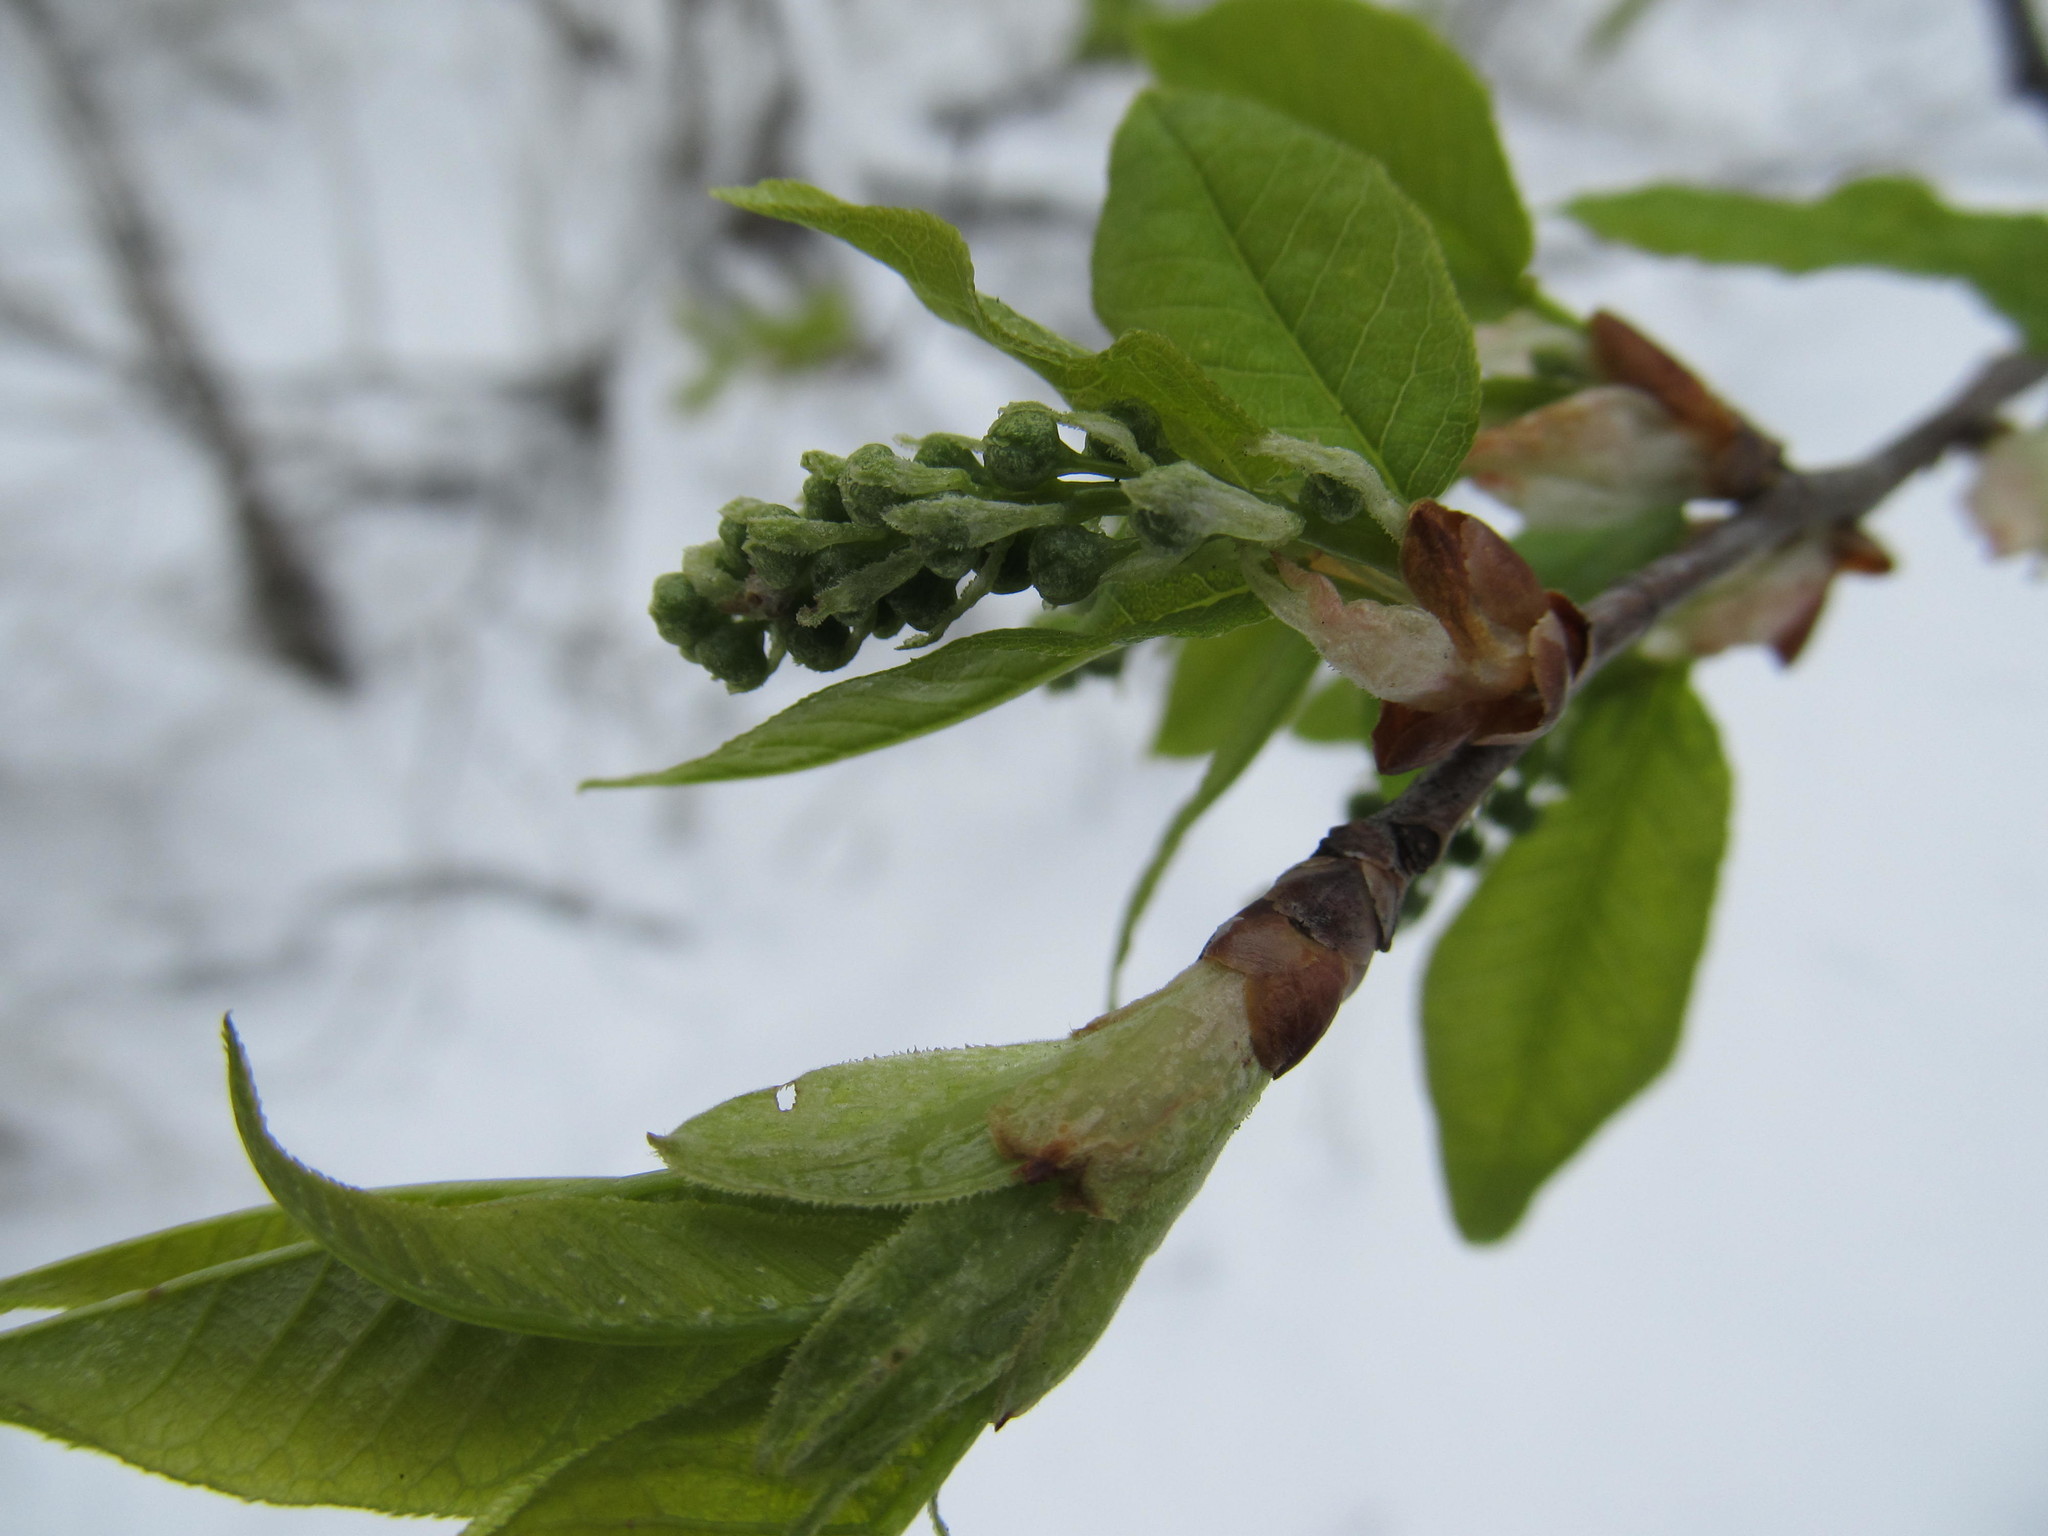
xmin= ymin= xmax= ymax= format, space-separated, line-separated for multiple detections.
xmin=1289 ymin=674 xmax=1378 ymax=744
xmin=1111 ymin=623 xmax=1321 ymax=996
xmin=654 ymin=1041 xmax=1069 ymax=1208
xmin=1094 ymin=89 xmax=1480 ymax=501
xmin=0 ymin=1241 xmax=769 ymax=1516
xmin=1153 ymin=620 xmax=1307 ymax=758
xmin=469 ymin=1353 xmax=990 ymax=1536
xmin=1569 ymin=177 xmax=2048 ymax=353
xmin=1515 ymin=501 xmax=1687 ymax=604
xmin=0 ymin=1177 xmax=652 ymax=1315
xmin=761 ymin=1187 xmax=1083 ymax=1485
xmin=228 ymin=1026 xmax=900 ymax=1343
xmin=589 ymin=587 xmax=1268 ymax=790
xmin=715 ymin=180 xmax=1271 ymax=484
xmin=1142 ymin=0 xmax=1533 ymax=318
xmin=1424 ymin=660 xmax=1731 ymax=1242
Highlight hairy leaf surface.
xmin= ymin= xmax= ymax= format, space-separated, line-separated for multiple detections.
xmin=1095 ymin=90 xmax=1480 ymax=500
xmin=1142 ymin=0 xmax=1532 ymax=317
xmin=716 ymin=181 xmax=1272 ymax=482
xmin=590 ymin=588 xmax=1267 ymax=790
xmin=0 ymin=1243 xmax=767 ymax=1516
xmin=1424 ymin=661 xmax=1730 ymax=1241
xmin=761 ymin=1187 xmax=1083 ymax=1485
xmin=1113 ymin=624 xmax=1321 ymax=993
xmin=469 ymin=1354 xmax=989 ymax=1536
xmin=655 ymin=1041 xmax=1067 ymax=1208
xmin=229 ymin=1028 xmax=899 ymax=1343
xmin=1571 ymin=177 xmax=2048 ymax=351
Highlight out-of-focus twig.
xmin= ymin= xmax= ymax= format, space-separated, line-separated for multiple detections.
xmin=1988 ymin=0 xmax=2048 ymax=124
xmin=5 ymin=0 xmax=352 ymax=687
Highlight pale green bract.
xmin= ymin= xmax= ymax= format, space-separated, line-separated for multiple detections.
xmin=1423 ymin=661 xmax=1731 ymax=1241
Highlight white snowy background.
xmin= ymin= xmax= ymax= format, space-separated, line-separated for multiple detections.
xmin=1 ymin=1 xmax=2046 ymax=1532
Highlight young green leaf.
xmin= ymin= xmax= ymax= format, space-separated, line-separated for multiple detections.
xmin=0 ymin=1176 xmax=646 ymax=1315
xmin=1290 ymin=674 xmax=1378 ymax=744
xmin=588 ymin=588 xmax=1268 ymax=791
xmin=1094 ymin=89 xmax=1480 ymax=501
xmin=228 ymin=1025 xmax=900 ymax=1343
xmin=468 ymin=1352 xmax=991 ymax=1536
xmin=1515 ymin=501 xmax=1688 ymax=604
xmin=654 ymin=1040 xmax=1070 ymax=1208
xmin=1141 ymin=0 xmax=1533 ymax=318
xmin=1424 ymin=660 xmax=1731 ymax=1242
xmin=715 ymin=180 xmax=1272 ymax=483
xmin=760 ymin=1186 xmax=1085 ymax=1486
xmin=1112 ymin=624 xmax=1321 ymax=996
xmin=1154 ymin=620 xmax=1306 ymax=758
xmin=0 ymin=1241 xmax=770 ymax=1516
xmin=1570 ymin=177 xmax=2048 ymax=352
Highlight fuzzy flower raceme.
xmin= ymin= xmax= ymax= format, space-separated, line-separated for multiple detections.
xmin=1252 ymin=499 xmax=1590 ymax=773
xmin=1 ymin=936 xmax=1399 ymax=1536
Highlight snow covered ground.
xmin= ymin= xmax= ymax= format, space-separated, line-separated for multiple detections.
xmin=1 ymin=1 xmax=2046 ymax=1532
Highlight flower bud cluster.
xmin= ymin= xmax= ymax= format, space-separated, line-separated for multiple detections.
xmin=650 ymin=401 xmax=1313 ymax=691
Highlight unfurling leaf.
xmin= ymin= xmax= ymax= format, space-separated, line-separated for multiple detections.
xmin=228 ymin=1024 xmax=900 ymax=1344
xmin=1463 ymin=385 xmax=1706 ymax=528
xmin=0 ymin=1227 xmax=775 ymax=1516
xmin=1250 ymin=501 xmax=1588 ymax=772
xmin=1094 ymin=89 xmax=1480 ymax=502
xmin=1141 ymin=0 xmax=1533 ymax=318
xmin=1424 ymin=660 xmax=1731 ymax=1242
xmin=1570 ymin=177 xmax=2048 ymax=353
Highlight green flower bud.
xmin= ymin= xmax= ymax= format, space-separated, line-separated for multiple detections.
xmin=885 ymin=569 xmax=958 ymax=633
xmin=745 ymin=540 xmax=812 ymax=592
xmin=989 ymin=536 xmax=1035 ymax=595
xmin=695 ymin=621 xmax=773 ymax=692
xmin=1085 ymin=400 xmax=1172 ymax=466
xmin=783 ymin=615 xmax=861 ymax=672
xmin=648 ymin=571 xmax=726 ymax=650
xmin=1299 ymin=471 xmax=1365 ymax=524
xmin=913 ymin=433 xmax=983 ymax=472
xmin=680 ymin=541 xmax=743 ymax=605
xmin=718 ymin=515 xmax=750 ymax=563
xmin=982 ymin=404 xmax=1069 ymax=490
xmin=802 ymin=471 xmax=849 ymax=523
xmin=1029 ymin=525 xmax=1120 ymax=606
xmin=839 ymin=443 xmax=976 ymax=527
xmin=869 ymin=607 xmax=905 ymax=641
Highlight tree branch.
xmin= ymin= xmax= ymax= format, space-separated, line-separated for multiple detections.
xmin=1202 ymin=347 xmax=2047 ymax=1073
xmin=1988 ymin=0 xmax=2048 ymax=123
xmin=5 ymin=0 xmax=352 ymax=687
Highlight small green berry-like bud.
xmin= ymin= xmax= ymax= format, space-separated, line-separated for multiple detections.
xmin=649 ymin=571 xmax=726 ymax=649
xmin=869 ymin=606 xmax=905 ymax=641
xmin=983 ymin=404 xmax=1068 ymax=490
xmin=1029 ymin=525 xmax=1119 ymax=605
xmin=886 ymin=569 xmax=958 ymax=632
xmin=696 ymin=622 xmax=773 ymax=692
xmin=913 ymin=433 xmax=983 ymax=472
xmin=802 ymin=472 xmax=849 ymax=523
xmin=1299 ymin=471 xmax=1366 ymax=524
xmin=988 ymin=536 xmax=1035 ymax=595
xmin=745 ymin=541 xmax=811 ymax=592
xmin=1087 ymin=400 xmax=1173 ymax=465
xmin=784 ymin=615 xmax=861 ymax=672
xmin=838 ymin=443 xmax=904 ymax=526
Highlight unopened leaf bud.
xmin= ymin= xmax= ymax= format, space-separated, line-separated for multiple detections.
xmin=885 ymin=568 xmax=958 ymax=632
xmin=1029 ymin=525 xmax=1120 ymax=605
xmin=695 ymin=621 xmax=773 ymax=692
xmin=983 ymin=404 xmax=1070 ymax=489
xmin=913 ymin=433 xmax=983 ymax=472
xmin=648 ymin=571 xmax=726 ymax=650
xmin=783 ymin=614 xmax=861 ymax=672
